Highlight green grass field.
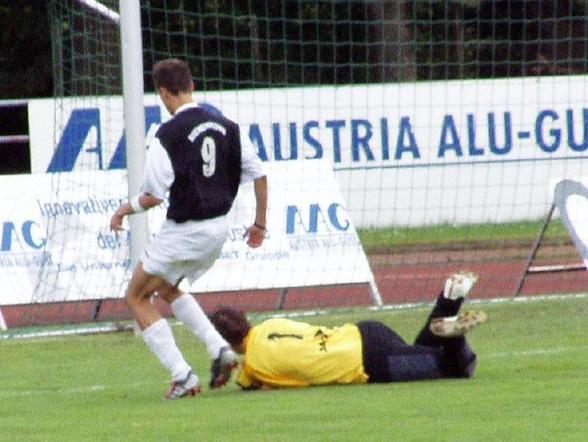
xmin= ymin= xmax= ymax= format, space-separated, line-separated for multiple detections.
xmin=1 ymin=295 xmax=587 ymax=442
xmin=357 ymin=219 xmax=569 ymax=252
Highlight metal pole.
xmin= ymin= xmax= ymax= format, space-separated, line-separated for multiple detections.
xmin=276 ymin=288 xmax=288 ymax=310
xmin=512 ymin=203 xmax=556 ymax=298
xmin=368 ymin=277 xmax=383 ymax=307
xmin=119 ymin=0 xmax=149 ymax=268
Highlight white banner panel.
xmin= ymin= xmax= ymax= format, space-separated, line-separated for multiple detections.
xmin=186 ymin=160 xmax=372 ymax=293
xmin=0 ymin=172 xmax=129 ymax=306
xmin=28 ymin=76 xmax=588 ymax=227
xmin=553 ymin=179 xmax=588 ymax=268
xmin=0 ymin=161 xmax=373 ymax=306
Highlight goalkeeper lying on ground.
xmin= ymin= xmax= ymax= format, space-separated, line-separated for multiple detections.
xmin=210 ymin=271 xmax=487 ymax=389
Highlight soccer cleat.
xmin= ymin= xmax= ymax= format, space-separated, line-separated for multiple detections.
xmin=429 ymin=310 xmax=487 ymax=337
xmin=209 ymin=346 xmax=239 ymax=389
xmin=443 ymin=271 xmax=479 ymax=300
xmin=165 ymin=370 xmax=201 ymax=400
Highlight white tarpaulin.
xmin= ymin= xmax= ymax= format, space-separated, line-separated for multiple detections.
xmin=0 ymin=161 xmax=377 ymax=306
xmin=553 ymin=179 xmax=588 ymax=268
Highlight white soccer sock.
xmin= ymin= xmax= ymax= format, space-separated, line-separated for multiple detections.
xmin=142 ymin=318 xmax=192 ymax=381
xmin=171 ymin=293 xmax=227 ymax=359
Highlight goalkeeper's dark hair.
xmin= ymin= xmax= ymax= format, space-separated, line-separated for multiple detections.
xmin=210 ymin=307 xmax=251 ymax=347
xmin=152 ymin=58 xmax=193 ymax=95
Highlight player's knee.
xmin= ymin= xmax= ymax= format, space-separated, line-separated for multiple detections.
xmin=124 ymin=288 xmax=141 ymax=310
xmin=157 ymin=286 xmax=181 ymax=304
xmin=457 ymin=348 xmax=478 ymax=378
xmin=462 ymin=354 xmax=477 ymax=378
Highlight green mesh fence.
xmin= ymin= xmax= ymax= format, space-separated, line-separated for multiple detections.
xmin=2 ymin=0 xmax=586 ymax=335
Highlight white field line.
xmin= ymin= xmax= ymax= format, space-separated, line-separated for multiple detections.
xmin=264 ymin=292 xmax=588 ymax=319
xmin=373 ymin=292 xmax=587 ymax=312
xmin=1 ymin=345 xmax=587 ymax=398
xmin=0 ymin=382 xmax=153 ymax=398
xmin=1 ymin=293 xmax=585 ymax=341
xmin=0 ymin=384 xmax=107 ymax=397
xmin=486 ymin=345 xmax=588 ymax=359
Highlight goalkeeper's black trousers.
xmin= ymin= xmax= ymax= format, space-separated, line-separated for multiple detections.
xmin=357 ymin=293 xmax=477 ymax=383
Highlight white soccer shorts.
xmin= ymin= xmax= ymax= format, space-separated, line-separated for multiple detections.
xmin=141 ymin=216 xmax=229 ymax=286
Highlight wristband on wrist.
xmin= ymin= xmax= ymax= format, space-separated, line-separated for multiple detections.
xmin=130 ymin=194 xmax=146 ymax=213
xmin=253 ymin=222 xmax=266 ymax=230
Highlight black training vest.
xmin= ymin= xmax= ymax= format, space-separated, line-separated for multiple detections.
xmin=155 ymin=107 xmax=242 ymax=222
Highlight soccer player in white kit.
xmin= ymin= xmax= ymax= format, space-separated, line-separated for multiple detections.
xmin=110 ymin=58 xmax=268 ymax=399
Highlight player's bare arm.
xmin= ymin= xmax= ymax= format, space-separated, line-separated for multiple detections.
xmin=110 ymin=193 xmax=163 ymax=232
xmin=244 ymin=175 xmax=268 ymax=248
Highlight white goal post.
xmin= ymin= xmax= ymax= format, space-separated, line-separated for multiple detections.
xmin=75 ymin=0 xmax=119 ymax=23
xmin=119 ymin=0 xmax=149 ymax=269
xmin=72 ymin=0 xmax=148 ymax=268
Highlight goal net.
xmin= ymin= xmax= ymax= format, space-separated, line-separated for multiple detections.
xmin=2 ymin=0 xmax=588 ymax=335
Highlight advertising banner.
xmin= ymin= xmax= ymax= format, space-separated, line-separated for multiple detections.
xmin=0 ymin=161 xmax=374 ymax=306
xmin=28 ymin=76 xmax=588 ymax=226
xmin=553 ymin=179 xmax=588 ymax=268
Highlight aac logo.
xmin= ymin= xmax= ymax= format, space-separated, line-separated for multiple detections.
xmin=47 ymin=106 xmax=161 ymax=172
xmin=1 ymin=220 xmax=46 ymax=252
xmin=286 ymin=203 xmax=350 ymax=234
xmin=46 ymin=102 xmax=225 ymax=173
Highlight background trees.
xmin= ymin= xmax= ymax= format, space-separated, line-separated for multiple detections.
xmin=1 ymin=0 xmax=586 ymax=100
xmin=0 ymin=1 xmax=52 ymax=99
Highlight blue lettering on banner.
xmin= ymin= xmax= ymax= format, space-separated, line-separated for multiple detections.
xmin=488 ymin=112 xmax=512 ymax=155
xmin=0 ymin=251 xmax=51 ymax=268
xmin=325 ymin=120 xmax=346 ymax=163
xmin=381 ymin=117 xmax=390 ymax=160
xmin=438 ymin=115 xmax=463 ymax=157
xmin=46 ymin=104 xmax=588 ymax=172
xmin=108 ymin=106 xmax=162 ymax=169
xmin=567 ymin=108 xmax=588 ymax=152
xmin=48 ymin=109 xmax=102 ymax=171
xmin=47 ymin=105 xmax=161 ymax=172
xmin=461 ymin=111 xmax=515 ymax=155
xmin=467 ymin=114 xmax=484 ymax=156
xmin=97 ymin=232 xmax=125 ymax=249
xmin=1 ymin=220 xmax=46 ymax=251
xmin=36 ymin=197 xmax=124 ymax=218
xmin=536 ymin=110 xmax=561 ymax=152
xmin=273 ymin=122 xmax=298 ymax=161
xmin=396 ymin=117 xmax=420 ymax=159
xmin=248 ymin=124 xmax=269 ymax=161
xmin=220 ymin=250 xmax=240 ymax=260
xmin=351 ymin=119 xmax=374 ymax=161
xmin=245 ymin=250 xmax=290 ymax=260
xmin=286 ymin=203 xmax=350 ymax=234
xmin=303 ymin=120 xmax=323 ymax=159
xmin=251 ymin=117 xmax=422 ymax=163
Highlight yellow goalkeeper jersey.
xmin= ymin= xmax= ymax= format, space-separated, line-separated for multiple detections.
xmin=236 ymin=318 xmax=368 ymax=388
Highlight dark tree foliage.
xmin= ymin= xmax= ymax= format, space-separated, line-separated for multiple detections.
xmin=141 ymin=0 xmax=587 ymax=91
xmin=0 ymin=1 xmax=50 ymax=174
xmin=0 ymin=1 xmax=53 ymax=99
xmin=0 ymin=0 xmax=586 ymax=97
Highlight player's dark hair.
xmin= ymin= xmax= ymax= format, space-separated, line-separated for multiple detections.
xmin=210 ymin=307 xmax=252 ymax=347
xmin=152 ymin=58 xmax=193 ymax=95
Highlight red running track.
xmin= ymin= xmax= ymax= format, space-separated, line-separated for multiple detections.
xmin=3 ymin=252 xmax=586 ymax=329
